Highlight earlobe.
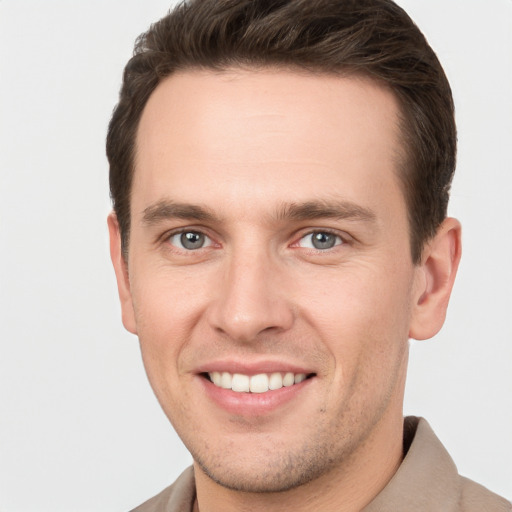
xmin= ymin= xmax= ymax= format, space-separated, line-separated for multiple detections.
xmin=107 ymin=212 xmax=138 ymax=335
xmin=409 ymin=217 xmax=462 ymax=340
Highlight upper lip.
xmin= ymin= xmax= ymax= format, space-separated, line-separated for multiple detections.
xmin=194 ymin=359 xmax=315 ymax=376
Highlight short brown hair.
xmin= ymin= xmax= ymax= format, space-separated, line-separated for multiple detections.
xmin=107 ymin=0 xmax=456 ymax=263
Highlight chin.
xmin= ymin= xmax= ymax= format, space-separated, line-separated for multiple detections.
xmin=191 ymin=437 xmax=342 ymax=494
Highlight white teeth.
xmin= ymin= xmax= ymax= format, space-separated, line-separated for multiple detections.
xmin=268 ymin=372 xmax=283 ymax=390
xmin=232 ymin=373 xmax=250 ymax=392
xmin=294 ymin=373 xmax=306 ymax=384
xmin=282 ymin=372 xmax=295 ymax=387
xmin=220 ymin=372 xmax=232 ymax=389
xmin=249 ymin=373 xmax=269 ymax=393
xmin=211 ymin=371 xmax=221 ymax=386
xmin=208 ymin=371 xmax=309 ymax=393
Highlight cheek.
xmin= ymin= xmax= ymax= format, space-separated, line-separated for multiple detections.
xmin=132 ymin=284 xmax=198 ymax=426
xmin=128 ymin=269 xmax=205 ymax=390
xmin=304 ymin=272 xmax=412 ymax=429
xmin=131 ymin=263 xmax=210 ymax=335
xmin=299 ymin=262 xmax=414 ymax=374
xmin=303 ymin=261 xmax=413 ymax=327
xmin=130 ymin=263 xmax=229 ymax=412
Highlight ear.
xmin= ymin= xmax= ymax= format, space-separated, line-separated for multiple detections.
xmin=409 ymin=217 xmax=462 ymax=340
xmin=107 ymin=212 xmax=137 ymax=334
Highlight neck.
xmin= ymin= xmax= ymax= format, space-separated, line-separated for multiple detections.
xmin=193 ymin=412 xmax=405 ymax=512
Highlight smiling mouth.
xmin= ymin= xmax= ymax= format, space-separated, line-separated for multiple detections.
xmin=204 ymin=371 xmax=315 ymax=393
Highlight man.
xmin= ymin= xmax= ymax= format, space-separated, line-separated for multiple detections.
xmin=106 ymin=0 xmax=511 ymax=510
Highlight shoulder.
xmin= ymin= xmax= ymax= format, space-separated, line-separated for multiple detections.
xmin=363 ymin=417 xmax=511 ymax=512
xmin=409 ymin=418 xmax=511 ymax=511
xmin=129 ymin=467 xmax=196 ymax=512
xmin=458 ymin=476 xmax=511 ymax=512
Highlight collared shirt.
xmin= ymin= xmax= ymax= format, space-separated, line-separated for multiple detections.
xmin=130 ymin=417 xmax=511 ymax=511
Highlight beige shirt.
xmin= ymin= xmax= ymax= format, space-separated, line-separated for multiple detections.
xmin=131 ymin=417 xmax=511 ymax=511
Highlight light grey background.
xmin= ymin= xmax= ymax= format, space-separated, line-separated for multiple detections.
xmin=0 ymin=1 xmax=510 ymax=510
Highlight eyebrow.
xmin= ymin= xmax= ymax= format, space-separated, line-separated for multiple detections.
xmin=142 ymin=200 xmax=220 ymax=225
xmin=275 ymin=200 xmax=376 ymax=223
xmin=141 ymin=198 xmax=376 ymax=226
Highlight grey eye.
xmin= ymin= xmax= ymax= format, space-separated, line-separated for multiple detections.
xmin=299 ymin=231 xmax=342 ymax=250
xmin=169 ymin=231 xmax=212 ymax=250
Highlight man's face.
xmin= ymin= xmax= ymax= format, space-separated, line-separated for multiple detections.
xmin=114 ymin=69 xmax=427 ymax=492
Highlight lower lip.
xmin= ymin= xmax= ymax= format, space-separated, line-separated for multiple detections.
xmin=199 ymin=375 xmax=313 ymax=416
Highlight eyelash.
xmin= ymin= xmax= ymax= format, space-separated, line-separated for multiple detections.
xmin=165 ymin=229 xmax=216 ymax=251
xmin=292 ymin=229 xmax=346 ymax=252
xmin=161 ymin=227 xmax=348 ymax=254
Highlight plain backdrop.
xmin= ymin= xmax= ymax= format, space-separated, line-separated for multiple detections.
xmin=0 ymin=1 xmax=511 ymax=510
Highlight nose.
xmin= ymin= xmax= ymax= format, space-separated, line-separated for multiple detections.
xmin=206 ymin=247 xmax=295 ymax=342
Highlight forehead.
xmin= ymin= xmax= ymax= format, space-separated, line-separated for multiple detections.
xmin=133 ymin=68 xmax=404 ymax=219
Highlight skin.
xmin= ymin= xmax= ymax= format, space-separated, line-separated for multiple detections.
xmin=109 ymin=69 xmax=461 ymax=511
